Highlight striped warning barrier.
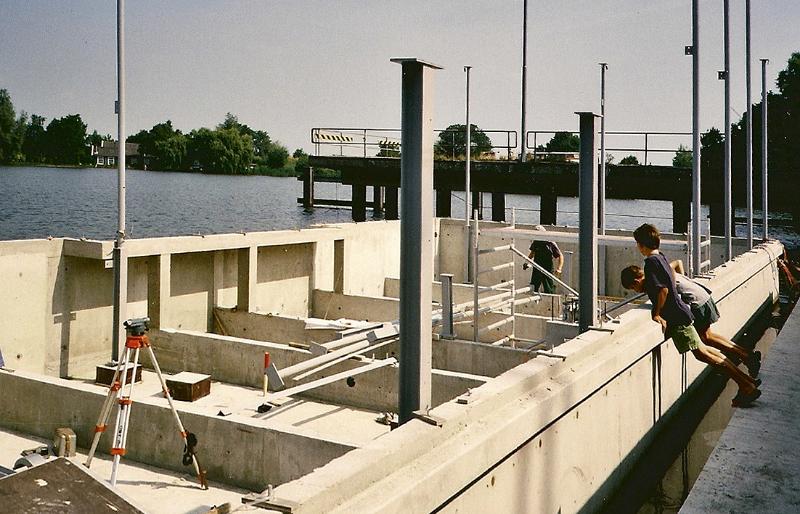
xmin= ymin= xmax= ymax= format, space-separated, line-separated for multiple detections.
xmin=314 ymin=131 xmax=354 ymax=143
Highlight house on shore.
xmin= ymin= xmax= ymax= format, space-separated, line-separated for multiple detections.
xmin=90 ymin=141 xmax=143 ymax=168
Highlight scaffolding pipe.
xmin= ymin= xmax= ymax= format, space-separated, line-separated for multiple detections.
xmin=745 ymin=0 xmax=753 ymax=249
xmin=464 ymin=66 xmax=472 ymax=283
xmin=723 ymin=0 xmax=732 ymax=261
xmin=691 ymin=0 xmax=702 ymax=276
xmin=599 ymin=63 xmax=608 ymax=235
xmin=472 ymin=210 xmax=480 ymax=342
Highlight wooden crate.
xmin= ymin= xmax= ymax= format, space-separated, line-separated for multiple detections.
xmin=165 ymin=372 xmax=211 ymax=402
xmin=95 ymin=363 xmax=142 ymax=387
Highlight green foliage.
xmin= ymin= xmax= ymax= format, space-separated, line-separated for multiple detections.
xmin=44 ymin=114 xmax=88 ymax=165
xmin=619 ymin=155 xmax=640 ymax=165
xmin=292 ymin=148 xmax=307 ymax=159
xmin=0 ymin=89 xmax=18 ymax=163
xmin=434 ymin=124 xmax=493 ymax=159
xmin=266 ymin=144 xmax=289 ymax=169
xmin=23 ymin=114 xmax=47 ymax=163
xmin=545 ymin=131 xmax=580 ymax=152
xmin=672 ymin=144 xmax=692 ymax=168
xmin=186 ymin=126 xmax=254 ymax=174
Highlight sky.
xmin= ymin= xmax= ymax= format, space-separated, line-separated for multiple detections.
xmin=1 ymin=0 xmax=798 ymax=156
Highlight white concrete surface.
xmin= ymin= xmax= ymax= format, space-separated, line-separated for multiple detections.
xmin=680 ymin=301 xmax=800 ymax=513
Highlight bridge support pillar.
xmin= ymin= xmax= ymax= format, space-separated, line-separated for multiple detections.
xmin=491 ymin=192 xmax=505 ymax=222
xmin=372 ymin=186 xmax=384 ymax=218
xmin=472 ymin=191 xmax=483 ymax=220
xmin=302 ymin=167 xmax=314 ymax=212
xmin=385 ymin=187 xmax=399 ymax=220
xmin=352 ymin=184 xmax=367 ymax=222
xmin=673 ymin=199 xmax=690 ymax=233
xmin=436 ymin=189 xmax=451 ymax=217
xmin=540 ymin=187 xmax=557 ymax=225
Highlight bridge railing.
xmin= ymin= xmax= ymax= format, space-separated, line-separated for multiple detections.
xmin=525 ymin=130 xmax=692 ymax=166
xmin=311 ymin=127 xmax=518 ymax=159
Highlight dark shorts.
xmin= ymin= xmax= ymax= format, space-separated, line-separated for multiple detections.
xmin=692 ymin=298 xmax=720 ymax=331
xmin=531 ymin=272 xmax=555 ymax=294
xmin=666 ymin=324 xmax=703 ymax=354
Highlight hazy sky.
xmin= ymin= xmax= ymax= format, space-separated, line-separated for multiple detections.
xmin=1 ymin=0 xmax=798 ymax=155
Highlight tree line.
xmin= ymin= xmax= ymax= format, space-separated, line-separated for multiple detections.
xmin=0 ymin=90 xmax=305 ymax=174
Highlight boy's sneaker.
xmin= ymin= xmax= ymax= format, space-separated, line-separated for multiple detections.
xmin=746 ymin=350 xmax=762 ymax=378
xmin=732 ymin=388 xmax=761 ymax=407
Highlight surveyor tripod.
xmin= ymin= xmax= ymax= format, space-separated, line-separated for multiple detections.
xmin=84 ymin=317 xmax=208 ymax=489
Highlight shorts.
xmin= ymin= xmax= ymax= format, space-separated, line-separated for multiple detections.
xmin=692 ymin=298 xmax=720 ymax=331
xmin=666 ymin=324 xmax=703 ymax=354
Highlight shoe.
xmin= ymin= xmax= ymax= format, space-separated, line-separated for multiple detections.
xmin=732 ymin=388 xmax=761 ymax=407
xmin=753 ymin=378 xmax=762 ymax=387
xmin=746 ymin=350 xmax=762 ymax=378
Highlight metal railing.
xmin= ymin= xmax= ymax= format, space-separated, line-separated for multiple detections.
xmin=525 ymin=130 xmax=692 ymax=166
xmin=310 ymin=127 xmax=518 ymax=159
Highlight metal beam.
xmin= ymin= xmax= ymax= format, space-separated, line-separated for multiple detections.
xmin=745 ymin=0 xmax=753 ymax=248
xmin=391 ymin=58 xmax=441 ymax=425
xmin=112 ymin=0 xmax=127 ymax=361
xmin=723 ymin=0 xmax=732 ymax=261
xmin=691 ymin=0 xmax=702 ymax=276
xmin=761 ymin=58 xmax=770 ymax=240
xmin=577 ymin=112 xmax=600 ymax=332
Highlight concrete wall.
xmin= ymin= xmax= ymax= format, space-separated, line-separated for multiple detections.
xmin=214 ymin=308 xmax=340 ymax=344
xmin=254 ymin=241 xmax=782 ymax=514
xmin=311 ymin=290 xmax=400 ymax=322
xmin=0 ymin=369 xmax=356 ymax=491
xmin=0 ymin=221 xmax=402 ymax=380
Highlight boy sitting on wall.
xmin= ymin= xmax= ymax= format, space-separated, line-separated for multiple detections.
xmin=623 ymin=223 xmax=761 ymax=407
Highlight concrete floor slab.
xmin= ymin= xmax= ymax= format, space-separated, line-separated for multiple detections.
xmin=0 ymin=428 xmax=247 ymax=514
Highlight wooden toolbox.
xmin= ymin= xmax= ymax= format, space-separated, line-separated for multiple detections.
xmin=95 ymin=363 xmax=142 ymax=387
xmin=165 ymin=372 xmax=211 ymax=402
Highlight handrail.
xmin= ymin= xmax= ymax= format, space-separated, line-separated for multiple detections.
xmin=510 ymin=246 xmax=579 ymax=297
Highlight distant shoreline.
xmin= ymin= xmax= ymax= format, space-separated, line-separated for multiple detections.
xmin=0 ymin=163 xmax=302 ymax=178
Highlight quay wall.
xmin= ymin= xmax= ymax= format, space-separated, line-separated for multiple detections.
xmin=0 ymin=221 xmax=401 ymax=379
xmin=254 ymin=241 xmax=782 ymax=514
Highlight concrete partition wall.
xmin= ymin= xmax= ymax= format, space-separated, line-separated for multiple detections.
xmin=0 ymin=369 xmax=356 ymax=491
xmin=255 ymin=241 xmax=782 ymax=514
xmin=214 ymin=308 xmax=340 ymax=344
xmin=311 ymin=290 xmax=400 ymax=322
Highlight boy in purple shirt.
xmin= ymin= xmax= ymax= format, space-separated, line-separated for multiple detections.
xmin=627 ymin=223 xmax=760 ymax=407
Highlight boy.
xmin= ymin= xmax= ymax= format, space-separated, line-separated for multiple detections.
xmin=626 ymin=223 xmax=760 ymax=407
xmin=621 ymin=263 xmax=762 ymax=378
xmin=522 ymin=225 xmax=563 ymax=293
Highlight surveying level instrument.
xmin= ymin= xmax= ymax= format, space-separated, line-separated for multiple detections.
xmin=85 ymin=317 xmax=208 ymax=489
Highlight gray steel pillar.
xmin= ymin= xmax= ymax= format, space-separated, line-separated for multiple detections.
xmin=391 ymin=58 xmax=441 ymax=425
xmin=464 ymin=66 xmax=472 ymax=283
xmin=112 ymin=0 xmax=127 ymax=361
xmin=577 ymin=112 xmax=599 ymax=333
xmin=723 ymin=0 xmax=732 ymax=261
xmin=691 ymin=0 xmax=702 ymax=276
xmin=520 ymin=0 xmax=528 ymax=162
xmin=440 ymin=274 xmax=455 ymax=339
xmin=745 ymin=0 xmax=753 ymax=248
xmin=761 ymin=58 xmax=769 ymax=240
xmin=598 ymin=63 xmax=608 ymax=234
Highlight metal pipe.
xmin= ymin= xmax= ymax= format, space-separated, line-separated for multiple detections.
xmin=691 ymin=0 xmax=702 ymax=277
xmin=577 ymin=111 xmax=599 ymax=332
xmin=745 ymin=0 xmax=753 ymax=249
xmin=723 ymin=0 xmax=732 ymax=261
xmin=761 ymin=58 xmax=769 ymax=240
xmin=464 ymin=67 xmax=472 ymax=284
xmin=510 ymin=246 xmax=579 ymax=296
xmin=599 ymin=63 xmax=608 ymax=235
xmin=112 ymin=0 xmax=127 ymax=361
xmin=520 ymin=0 xmax=528 ymax=162
xmin=472 ymin=210 xmax=479 ymax=342
xmin=391 ymin=58 xmax=441 ymax=424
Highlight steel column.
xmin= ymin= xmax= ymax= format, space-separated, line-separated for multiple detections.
xmin=112 ymin=0 xmax=127 ymax=361
xmin=599 ymin=63 xmax=608 ymax=234
xmin=520 ymin=0 xmax=528 ymax=162
xmin=392 ymin=58 xmax=441 ymax=425
xmin=464 ymin=66 xmax=472 ymax=283
xmin=745 ymin=0 xmax=753 ymax=248
xmin=723 ymin=0 xmax=732 ymax=260
xmin=691 ymin=0 xmax=702 ymax=275
xmin=577 ymin=112 xmax=599 ymax=333
xmin=761 ymin=58 xmax=769 ymax=240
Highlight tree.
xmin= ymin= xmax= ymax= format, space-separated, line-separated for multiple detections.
xmin=129 ymin=120 xmax=187 ymax=170
xmin=23 ymin=114 xmax=47 ymax=163
xmin=672 ymin=144 xmax=692 ymax=168
xmin=434 ymin=124 xmax=493 ymax=159
xmin=186 ymin=127 xmax=254 ymax=174
xmin=266 ymin=144 xmax=289 ymax=168
xmin=541 ymin=131 xmax=580 ymax=161
xmin=619 ymin=155 xmax=640 ymax=166
xmin=0 ymin=89 xmax=16 ymax=163
xmin=292 ymin=148 xmax=307 ymax=159
xmin=44 ymin=114 xmax=88 ymax=165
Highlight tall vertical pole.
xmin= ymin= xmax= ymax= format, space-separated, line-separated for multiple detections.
xmin=745 ymin=0 xmax=753 ymax=249
xmin=112 ymin=0 xmax=128 ymax=361
xmin=691 ymin=0 xmax=701 ymax=275
xmin=723 ymin=0 xmax=732 ymax=261
xmin=520 ymin=0 xmax=528 ymax=162
xmin=391 ymin=58 xmax=441 ymax=425
xmin=577 ymin=112 xmax=599 ymax=333
xmin=464 ymin=66 xmax=472 ymax=283
xmin=598 ymin=63 xmax=608 ymax=235
xmin=761 ymin=58 xmax=769 ymax=240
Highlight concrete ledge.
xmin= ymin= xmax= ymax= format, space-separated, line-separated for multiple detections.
xmin=680 ymin=299 xmax=800 ymax=513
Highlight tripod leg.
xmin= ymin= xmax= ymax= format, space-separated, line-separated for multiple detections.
xmin=110 ymin=347 xmax=140 ymax=487
xmin=145 ymin=345 xmax=208 ymax=489
xmin=86 ymin=348 xmax=129 ymax=468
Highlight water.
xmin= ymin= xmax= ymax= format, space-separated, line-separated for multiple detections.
xmin=1 ymin=166 xmax=798 ymax=249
